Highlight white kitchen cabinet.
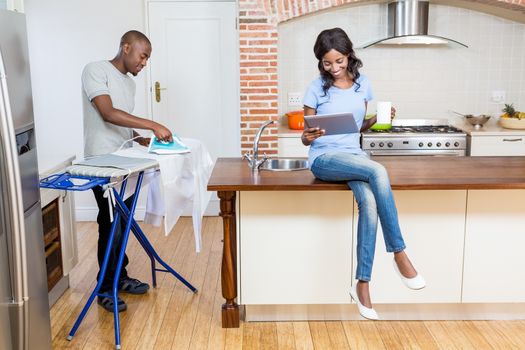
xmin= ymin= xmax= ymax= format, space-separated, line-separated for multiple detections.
xmin=39 ymin=155 xmax=78 ymax=306
xmin=40 ymin=189 xmax=78 ymax=275
xmin=462 ymin=190 xmax=525 ymax=302
xmin=277 ymin=124 xmax=308 ymax=158
xmin=58 ymin=190 xmax=78 ymax=274
xmin=239 ymin=191 xmax=354 ymax=304
xmin=278 ymin=136 xmax=308 ymax=158
xmin=353 ymin=190 xmax=467 ymax=303
xmin=468 ymin=135 xmax=525 ymax=156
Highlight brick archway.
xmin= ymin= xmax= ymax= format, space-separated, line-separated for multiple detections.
xmin=238 ymin=0 xmax=525 ymax=155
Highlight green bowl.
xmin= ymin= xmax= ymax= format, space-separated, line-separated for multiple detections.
xmin=370 ymin=123 xmax=392 ymax=131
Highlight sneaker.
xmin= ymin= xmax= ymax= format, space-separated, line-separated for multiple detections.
xmin=97 ymin=295 xmax=127 ymax=313
xmin=118 ymin=277 xmax=150 ymax=295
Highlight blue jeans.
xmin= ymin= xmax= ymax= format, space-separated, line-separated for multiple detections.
xmin=311 ymin=152 xmax=406 ymax=281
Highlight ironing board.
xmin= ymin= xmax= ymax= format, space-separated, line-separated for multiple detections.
xmin=40 ymin=155 xmax=197 ymax=349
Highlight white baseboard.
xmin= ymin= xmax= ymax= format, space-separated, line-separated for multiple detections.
xmin=76 ymin=198 xmax=220 ymax=221
xmin=245 ymin=303 xmax=525 ymax=321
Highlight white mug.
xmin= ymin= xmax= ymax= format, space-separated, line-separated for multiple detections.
xmin=377 ymin=101 xmax=392 ymax=125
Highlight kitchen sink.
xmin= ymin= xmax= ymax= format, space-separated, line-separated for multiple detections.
xmin=259 ymin=158 xmax=309 ymax=171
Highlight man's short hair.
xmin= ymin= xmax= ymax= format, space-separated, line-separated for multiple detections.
xmin=120 ymin=30 xmax=151 ymax=47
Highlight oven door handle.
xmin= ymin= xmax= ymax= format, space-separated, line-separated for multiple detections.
xmin=369 ymin=150 xmax=463 ymax=156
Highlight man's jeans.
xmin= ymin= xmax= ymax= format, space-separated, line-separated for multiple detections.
xmin=311 ymin=152 xmax=406 ymax=281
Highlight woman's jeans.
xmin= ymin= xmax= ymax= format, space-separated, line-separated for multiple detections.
xmin=311 ymin=152 xmax=406 ymax=281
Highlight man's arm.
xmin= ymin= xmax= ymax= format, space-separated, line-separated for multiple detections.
xmin=92 ymin=94 xmax=172 ymax=142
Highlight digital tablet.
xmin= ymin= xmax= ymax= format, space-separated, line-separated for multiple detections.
xmin=303 ymin=112 xmax=359 ymax=135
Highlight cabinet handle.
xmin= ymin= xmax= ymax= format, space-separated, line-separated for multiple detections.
xmin=502 ymin=138 xmax=523 ymax=142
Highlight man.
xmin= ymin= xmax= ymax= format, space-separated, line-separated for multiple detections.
xmin=82 ymin=30 xmax=171 ymax=312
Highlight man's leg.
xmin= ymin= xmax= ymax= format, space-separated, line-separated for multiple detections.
xmin=116 ymin=193 xmax=149 ymax=295
xmin=92 ymin=186 xmax=130 ymax=291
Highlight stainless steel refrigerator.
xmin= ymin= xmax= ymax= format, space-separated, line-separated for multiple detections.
xmin=0 ymin=10 xmax=52 ymax=350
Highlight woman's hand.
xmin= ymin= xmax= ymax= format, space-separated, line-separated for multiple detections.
xmin=360 ymin=106 xmax=396 ymax=132
xmin=301 ymin=127 xmax=325 ymax=146
xmin=360 ymin=115 xmax=377 ymax=132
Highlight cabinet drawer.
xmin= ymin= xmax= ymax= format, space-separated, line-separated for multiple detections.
xmin=469 ymin=135 xmax=525 ymax=156
xmin=278 ymin=137 xmax=308 ymax=158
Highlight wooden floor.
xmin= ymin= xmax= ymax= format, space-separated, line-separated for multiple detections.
xmin=51 ymin=218 xmax=525 ymax=349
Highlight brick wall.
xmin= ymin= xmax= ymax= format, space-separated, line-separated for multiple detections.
xmin=238 ymin=0 xmax=525 ymax=155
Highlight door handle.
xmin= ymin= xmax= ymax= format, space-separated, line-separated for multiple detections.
xmin=154 ymin=81 xmax=167 ymax=102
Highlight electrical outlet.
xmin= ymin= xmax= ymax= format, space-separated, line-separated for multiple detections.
xmin=288 ymin=92 xmax=302 ymax=107
xmin=491 ymin=90 xmax=506 ymax=103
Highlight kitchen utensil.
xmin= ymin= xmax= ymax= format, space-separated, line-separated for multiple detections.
xmin=370 ymin=123 xmax=392 ymax=131
xmin=287 ymin=110 xmax=304 ymax=130
xmin=451 ymin=111 xmax=490 ymax=128
xmin=451 ymin=110 xmax=469 ymax=117
xmin=377 ymin=101 xmax=392 ymax=125
xmin=366 ymin=113 xmax=392 ymax=131
xmin=465 ymin=115 xmax=491 ymax=128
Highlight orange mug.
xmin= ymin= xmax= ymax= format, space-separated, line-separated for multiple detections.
xmin=287 ymin=110 xmax=305 ymax=130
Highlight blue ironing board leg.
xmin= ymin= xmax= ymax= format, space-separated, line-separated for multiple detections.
xmin=118 ymin=205 xmax=158 ymax=287
xmin=114 ymin=194 xmax=197 ymax=293
xmin=67 ymin=180 xmax=128 ymax=342
xmin=111 ymin=174 xmax=143 ymax=349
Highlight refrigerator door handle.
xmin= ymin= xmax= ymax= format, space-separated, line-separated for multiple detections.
xmin=0 ymin=49 xmax=29 ymax=307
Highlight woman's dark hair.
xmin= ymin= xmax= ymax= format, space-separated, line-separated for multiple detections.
xmin=313 ymin=28 xmax=363 ymax=95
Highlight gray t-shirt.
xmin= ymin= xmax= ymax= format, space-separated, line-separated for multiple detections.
xmin=82 ymin=60 xmax=135 ymax=157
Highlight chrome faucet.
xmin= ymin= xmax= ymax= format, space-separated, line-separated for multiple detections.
xmin=243 ymin=120 xmax=275 ymax=171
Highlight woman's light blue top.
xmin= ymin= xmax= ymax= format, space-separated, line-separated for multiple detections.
xmin=303 ymin=74 xmax=374 ymax=166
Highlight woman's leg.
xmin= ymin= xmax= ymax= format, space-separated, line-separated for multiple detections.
xmin=347 ymin=181 xmax=377 ymax=282
xmin=348 ymin=181 xmax=377 ymax=309
xmin=312 ymin=152 xmax=405 ymax=253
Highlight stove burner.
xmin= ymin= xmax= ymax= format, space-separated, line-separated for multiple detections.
xmin=371 ymin=125 xmax=463 ymax=134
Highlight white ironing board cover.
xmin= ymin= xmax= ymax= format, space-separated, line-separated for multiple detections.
xmin=67 ymin=154 xmax=159 ymax=179
xmin=114 ymin=138 xmax=214 ymax=252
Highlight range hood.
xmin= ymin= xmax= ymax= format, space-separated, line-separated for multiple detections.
xmin=360 ymin=1 xmax=468 ymax=48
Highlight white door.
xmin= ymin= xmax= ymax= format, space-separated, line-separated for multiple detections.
xmin=147 ymin=1 xmax=239 ymax=160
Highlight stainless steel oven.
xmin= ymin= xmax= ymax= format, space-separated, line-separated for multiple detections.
xmin=361 ymin=119 xmax=467 ymax=156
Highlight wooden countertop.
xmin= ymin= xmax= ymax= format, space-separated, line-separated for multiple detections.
xmin=208 ymin=156 xmax=525 ymax=191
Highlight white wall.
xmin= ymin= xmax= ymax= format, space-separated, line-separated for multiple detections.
xmin=279 ymin=4 xmax=525 ymax=120
xmin=25 ymin=0 xmax=151 ymax=219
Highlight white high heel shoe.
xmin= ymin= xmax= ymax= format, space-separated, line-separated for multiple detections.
xmin=349 ymin=284 xmax=379 ymax=320
xmin=393 ymin=259 xmax=426 ymax=290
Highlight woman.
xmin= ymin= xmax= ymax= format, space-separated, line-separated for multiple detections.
xmin=301 ymin=28 xmax=425 ymax=320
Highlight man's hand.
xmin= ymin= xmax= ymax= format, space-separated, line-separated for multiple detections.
xmin=152 ymin=123 xmax=173 ymax=142
xmin=135 ymin=137 xmax=151 ymax=147
xmin=301 ymin=127 xmax=325 ymax=146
